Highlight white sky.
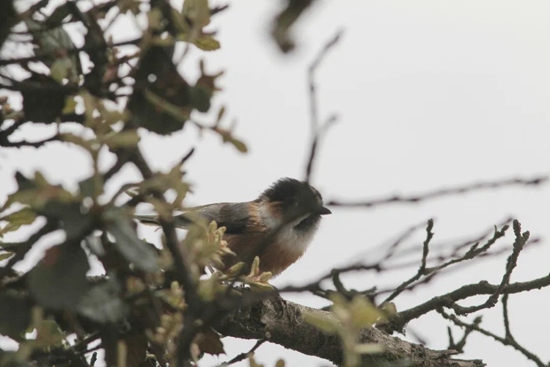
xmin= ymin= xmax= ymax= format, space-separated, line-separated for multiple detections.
xmin=2 ymin=1 xmax=550 ymax=366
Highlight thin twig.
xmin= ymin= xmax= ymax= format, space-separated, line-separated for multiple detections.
xmin=0 ymin=37 xmax=142 ymax=67
xmin=451 ymin=220 xmax=529 ymax=315
xmin=382 ymin=219 xmax=434 ymax=304
xmin=327 ymin=176 xmax=548 ymax=207
xmin=0 ymin=134 xmax=60 ymax=148
xmin=304 ymin=30 xmax=343 ymax=183
xmin=218 ymin=339 xmax=266 ymax=366
xmin=438 ymin=308 xmax=546 ymax=367
xmin=385 ymin=267 xmax=550 ymax=333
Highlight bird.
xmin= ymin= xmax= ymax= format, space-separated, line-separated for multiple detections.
xmin=135 ymin=177 xmax=331 ymax=277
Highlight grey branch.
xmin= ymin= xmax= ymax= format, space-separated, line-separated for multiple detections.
xmin=215 ymin=296 xmax=485 ymax=367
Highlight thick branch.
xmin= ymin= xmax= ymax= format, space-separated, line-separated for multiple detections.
xmin=215 ymin=296 xmax=485 ymax=367
xmin=385 ymin=273 xmax=550 ymax=333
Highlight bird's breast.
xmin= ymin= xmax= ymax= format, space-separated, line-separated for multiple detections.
xmin=221 ymin=227 xmax=316 ymax=276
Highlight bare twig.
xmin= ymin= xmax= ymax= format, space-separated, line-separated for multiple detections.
xmin=304 ymin=30 xmax=343 ymax=184
xmin=0 ymin=133 xmax=60 ymax=148
xmin=438 ymin=307 xmax=546 ymax=367
xmin=218 ymin=339 xmax=266 ymax=366
xmin=450 ymin=220 xmax=528 ymax=315
xmin=0 ymin=37 xmax=142 ymax=67
xmin=402 ymin=221 xmax=511 ymax=289
xmin=446 ymin=316 xmax=481 ymax=353
xmin=386 ymin=269 xmax=550 ymax=333
xmin=328 ymin=176 xmax=548 ymax=208
xmin=382 ymin=219 xmax=434 ymax=304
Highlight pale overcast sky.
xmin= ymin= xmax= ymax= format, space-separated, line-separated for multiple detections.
xmin=2 ymin=1 xmax=550 ymax=366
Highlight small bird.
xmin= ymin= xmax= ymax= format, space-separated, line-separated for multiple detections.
xmin=135 ymin=177 xmax=331 ymax=276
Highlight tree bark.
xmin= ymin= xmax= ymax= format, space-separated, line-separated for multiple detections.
xmin=215 ymin=297 xmax=485 ymax=367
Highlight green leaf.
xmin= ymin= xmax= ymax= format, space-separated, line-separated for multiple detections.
xmin=216 ymin=106 xmax=226 ymax=123
xmin=103 ymin=130 xmax=141 ymax=148
xmin=78 ymin=175 xmax=104 ymax=199
xmin=143 ymin=89 xmax=189 ymax=120
xmin=194 ymin=36 xmax=221 ymax=51
xmin=24 ymin=17 xmax=81 ymax=74
xmin=104 ymin=209 xmax=159 ymax=272
xmin=214 ymin=128 xmax=248 ymax=153
xmin=40 ymin=201 xmax=93 ymax=240
xmin=62 ymin=95 xmax=78 ymax=114
xmin=229 ymin=137 xmax=248 ymax=153
xmin=35 ymin=320 xmax=65 ymax=348
xmin=77 ymin=276 xmax=128 ymax=323
xmin=60 ymin=132 xmax=95 ymax=151
xmin=21 ymin=74 xmax=68 ymax=123
xmin=182 ymin=0 xmax=211 ymax=28
xmin=27 ymin=243 xmax=90 ymax=310
xmin=128 ymin=46 xmax=191 ymax=135
xmin=188 ymin=85 xmax=211 ymax=113
xmin=0 ymin=291 xmax=32 ymax=339
xmin=271 ymin=0 xmax=316 ymax=53
xmin=0 ymin=208 xmax=37 ymax=227
xmin=50 ymin=57 xmax=73 ymax=82
xmin=0 ymin=252 xmax=14 ymax=261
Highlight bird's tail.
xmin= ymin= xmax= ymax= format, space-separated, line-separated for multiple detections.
xmin=134 ymin=215 xmax=161 ymax=226
xmin=134 ymin=214 xmax=195 ymax=228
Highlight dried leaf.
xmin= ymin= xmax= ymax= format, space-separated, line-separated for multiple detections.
xmin=194 ymin=328 xmax=225 ymax=355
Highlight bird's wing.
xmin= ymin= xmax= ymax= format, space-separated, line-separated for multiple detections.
xmin=189 ymin=202 xmax=252 ymax=234
xmin=135 ymin=202 xmax=254 ymax=234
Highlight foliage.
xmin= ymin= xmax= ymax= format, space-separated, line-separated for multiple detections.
xmin=0 ymin=1 xmax=318 ymax=366
xmin=1 ymin=1 xmax=549 ymax=367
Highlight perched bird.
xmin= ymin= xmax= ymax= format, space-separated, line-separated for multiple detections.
xmin=135 ymin=177 xmax=331 ymax=276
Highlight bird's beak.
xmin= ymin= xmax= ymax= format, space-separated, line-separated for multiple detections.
xmin=318 ymin=206 xmax=332 ymax=215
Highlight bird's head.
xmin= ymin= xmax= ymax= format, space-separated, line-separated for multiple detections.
xmin=258 ymin=178 xmax=331 ymax=229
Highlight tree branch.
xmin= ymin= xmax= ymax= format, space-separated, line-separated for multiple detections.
xmin=327 ymin=176 xmax=548 ymax=208
xmin=385 ymin=271 xmax=550 ymax=333
xmin=304 ymin=30 xmax=342 ymax=184
xmin=215 ymin=296 xmax=485 ymax=367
